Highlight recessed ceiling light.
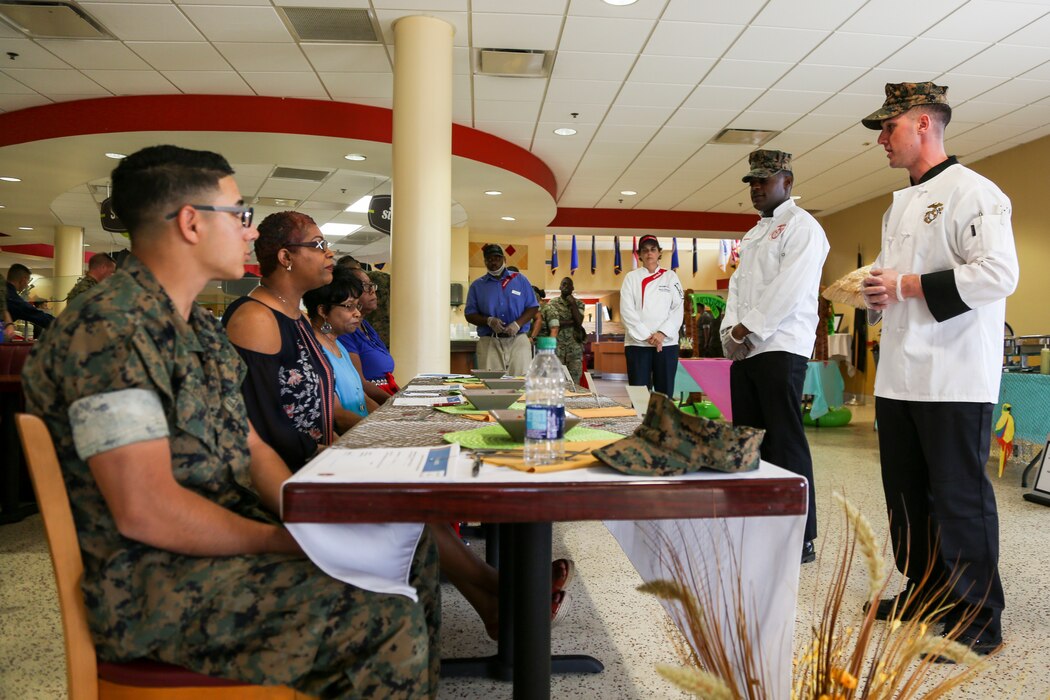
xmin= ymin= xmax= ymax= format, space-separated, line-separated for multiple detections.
xmin=620 ymin=190 xmax=637 ymax=196
xmin=791 ymin=195 xmax=802 ymax=200
xmin=320 ymin=223 xmax=363 ymax=237
xmin=553 ymin=128 xmax=577 ymax=136
xmin=105 ymin=152 xmax=125 ymax=159
xmin=345 ymin=195 xmax=371 ymax=213
xmin=84 ymin=243 xmax=91 ymax=247
xmin=18 ymin=226 xmax=33 ymax=230
xmin=501 ymin=216 xmax=516 ymax=221
xmin=603 ymin=0 xmax=638 ymax=5
xmin=484 ymin=190 xmax=502 ymax=196
xmin=344 ymin=153 xmax=367 ymax=161
xmin=0 ymin=176 xmax=21 ymax=182
xmin=0 ymin=204 xmax=5 ymax=208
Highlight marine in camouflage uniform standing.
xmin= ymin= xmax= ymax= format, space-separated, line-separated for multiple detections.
xmin=65 ymin=252 xmax=117 ymax=303
xmin=543 ymin=276 xmax=586 ymax=383
xmin=23 ymin=145 xmax=440 ymax=699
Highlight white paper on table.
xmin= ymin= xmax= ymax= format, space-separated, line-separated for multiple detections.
xmin=392 ymin=395 xmax=466 ymax=407
xmin=415 ymin=373 xmax=472 ymax=379
xmin=401 ymin=385 xmax=464 ymax=395
xmin=282 ymin=445 xmax=462 ymax=599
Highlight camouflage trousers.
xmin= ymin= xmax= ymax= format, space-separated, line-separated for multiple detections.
xmin=555 ymin=333 xmax=583 ymax=386
xmin=93 ymin=527 xmax=441 ymax=700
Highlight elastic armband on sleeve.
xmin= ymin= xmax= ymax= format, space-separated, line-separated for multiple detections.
xmin=69 ymin=388 xmax=170 ymax=460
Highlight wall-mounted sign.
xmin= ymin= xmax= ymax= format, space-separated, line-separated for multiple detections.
xmin=368 ymin=195 xmax=392 ymax=235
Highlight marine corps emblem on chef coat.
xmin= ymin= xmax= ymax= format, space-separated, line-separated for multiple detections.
xmin=769 ymin=224 xmax=786 ymax=239
xmin=923 ymin=202 xmax=944 ymax=224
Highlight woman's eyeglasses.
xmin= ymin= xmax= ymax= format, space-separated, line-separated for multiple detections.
xmin=361 ymin=283 xmax=378 ymax=293
xmin=335 ymin=302 xmax=361 ymax=312
xmin=165 ymin=204 xmax=254 ymax=228
xmin=283 ymin=239 xmax=332 ymax=252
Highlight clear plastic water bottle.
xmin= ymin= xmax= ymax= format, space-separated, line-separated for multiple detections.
xmin=524 ymin=336 xmax=566 ymax=465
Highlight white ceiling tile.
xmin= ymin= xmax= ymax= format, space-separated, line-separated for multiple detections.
xmin=643 ymin=21 xmax=741 ymax=59
xmin=474 ymin=121 xmax=536 ymax=141
xmin=813 ymin=91 xmax=888 ymax=117
xmin=452 ymin=74 xmax=470 ymax=101
xmin=1001 ymin=12 xmax=1050 ymax=47
xmin=950 ymin=100 xmax=1023 ymax=122
xmin=319 ymin=72 xmax=392 ymax=99
xmin=0 ymin=39 xmax=70 ymax=69
xmin=372 ymin=0 xmax=466 ymax=9
xmin=804 ymin=33 xmax=912 ymax=68
xmin=725 ymin=26 xmax=830 ymax=63
xmin=257 ymin=179 xmax=324 ymax=199
xmin=472 ymin=12 xmax=563 ymax=51
xmin=550 ymin=51 xmax=635 ymax=81
xmin=1021 ymin=61 xmax=1050 ymax=80
xmin=615 ymin=81 xmax=692 ymax=107
xmin=452 ymin=98 xmax=471 ymax=122
xmin=474 ymin=0 xmax=568 ymax=13
xmin=847 ymin=68 xmax=938 ymax=95
xmin=85 ymin=4 xmax=204 ymax=41
xmin=594 ymin=122 xmax=659 ymax=143
xmin=775 ymin=64 xmax=867 ymax=92
xmin=178 ymin=0 xmax=273 ymax=5
xmin=953 ymin=43 xmax=1050 ymax=77
xmin=727 ymin=110 xmax=799 ymax=131
xmin=933 ymin=73 xmax=1008 ymax=101
xmin=127 ymin=42 xmax=230 ymax=70
xmin=702 ymin=59 xmax=792 ymax=90
xmin=539 ymin=100 xmax=607 ymax=124
xmin=604 ymin=104 xmax=675 ymax=126
xmin=302 ymin=44 xmax=390 ymax=72
xmin=0 ymin=72 xmax=36 ymax=94
xmin=545 ymin=78 xmax=621 ymax=103
xmin=240 ymin=72 xmax=328 ymax=98
xmin=662 ymin=0 xmax=763 ymax=24
xmin=753 ymin=0 xmax=866 ymax=30
xmin=215 ymin=43 xmax=311 ymax=72
xmin=181 ymin=6 xmax=291 ymax=42
xmin=682 ymin=84 xmax=761 ymax=111
xmin=81 ymin=69 xmax=176 ymax=94
xmin=473 ymin=75 xmax=547 ymax=101
xmin=559 ymin=16 xmax=654 ymax=54
xmin=375 ymin=10 xmax=468 ymax=48
xmin=567 ymin=0 xmax=665 ymax=20
xmin=0 ymin=93 xmax=49 ymax=111
xmin=162 ymin=70 xmax=253 ymax=94
xmin=2 ymin=68 xmax=108 ymax=95
xmin=646 ymin=126 xmax=718 ymax=148
xmin=666 ymin=106 xmax=739 ymax=129
xmin=763 ymin=131 xmax=829 ymax=155
xmin=923 ymin=0 xmax=1048 ymax=42
xmin=995 ymin=102 xmax=1050 ymax=127
xmin=475 ymin=98 xmax=540 ymax=122
xmin=788 ymin=112 xmax=863 ymax=134
xmin=35 ymin=40 xmax=149 ymax=70
xmin=749 ymin=90 xmax=833 ymax=114
xmin=840 ymin=0 xmax=968 ymax=36
xmin=879 ymin=38 xmax=990 ymax=72
xmin=977 ymin=78 xmax=1050 ymax=104
xmin=627 ymin=55 xmax=714 ymax=85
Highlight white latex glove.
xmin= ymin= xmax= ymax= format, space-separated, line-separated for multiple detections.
xmin=721 ymin=326 xmax=754 ymax=361
xmin=505 ymin=321 xmax=521 ymax=335
xmin=486 ymin=316 xmax=506 ymax=333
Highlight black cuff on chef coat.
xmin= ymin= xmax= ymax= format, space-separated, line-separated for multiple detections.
xmin=921 ymin=269 xmax=971 ymax=322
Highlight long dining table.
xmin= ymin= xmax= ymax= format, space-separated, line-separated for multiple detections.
xmin=281 ymin=377 xmax=808 ymax=700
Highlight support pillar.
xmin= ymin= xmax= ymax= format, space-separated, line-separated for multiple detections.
xmin=53 ymin=225 xmax=84 ymax=314
xmin=390 ymin=14 xmax=454 ymax=378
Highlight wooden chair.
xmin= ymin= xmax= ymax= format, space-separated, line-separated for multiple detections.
xmin=16 ymin=413 xmax=311 ymax=700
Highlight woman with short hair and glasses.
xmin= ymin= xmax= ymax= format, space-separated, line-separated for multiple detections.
xmin=302 ymin=270 xmax=378 ymax=430
xmin=223 ymin=210 xmax=341 ymax=470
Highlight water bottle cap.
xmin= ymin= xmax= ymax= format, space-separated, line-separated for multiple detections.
xmin=536 ymin=336 xmax=557 ymax=350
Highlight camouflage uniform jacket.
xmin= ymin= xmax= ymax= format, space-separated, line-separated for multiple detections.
xmin=21 ymin=256 xmax=425 ymax=692
xmin=65 ymin=274 xmax=98 ymax=302
xmin=542 ymin=296 xmax=585 ymax=352
xmin=368 ymin=270 xmax=391 ymax=349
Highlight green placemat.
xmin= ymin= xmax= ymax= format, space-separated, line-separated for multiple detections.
xmin=443 ymin=424 xmax=624 ymax=450
xmin=435 ymin=402 xmax=526 ymax=415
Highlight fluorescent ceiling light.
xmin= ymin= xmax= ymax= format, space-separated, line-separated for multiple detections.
xmin=105 ymin=152 xmax=125 ymax=159
xmin=0 ymin=176 xmax=21 ymax=182
xmin=791 ymin=195 xmax=802 ymax=200
xmin=344 ymin=153 xmax=367 ymax=161
xmin=345 ymin=195 xmax=371 ymax=213
xmin=602 ymin=0 xmax=639 ymax=4
xmin=18 ymin=226 xmax=33 ymax=230
xmin=321 ymin=223 xmax=363 ymax=237
xmin=553 ymin=127 xmax=577 ymax=136
xmin=484 ymin=190 xmax=502 ymax=196
xmin=501 ymin=216 xmax=516 ymax=221
xmin=620 ymin=190 xmax=637 ymax=196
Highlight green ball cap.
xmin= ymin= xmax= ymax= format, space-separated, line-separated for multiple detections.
xmin=536 ymin=336 xmax=557 ymax=350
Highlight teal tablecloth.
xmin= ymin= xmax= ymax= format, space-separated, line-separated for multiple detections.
xmin=803 ymin=361 xmax=845 ymax=419
xmin=996 ymin=373 xmax=1050 ymax=445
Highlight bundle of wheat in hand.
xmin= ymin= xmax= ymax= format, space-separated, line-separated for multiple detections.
xmin=822 ymin=264 xmax=872 ymax=309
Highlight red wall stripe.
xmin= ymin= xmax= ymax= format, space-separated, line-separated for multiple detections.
xmin=550 ymin=207 xmax=756 ymax=233
xmin=0 ymin=243 xmax=92 ymax=262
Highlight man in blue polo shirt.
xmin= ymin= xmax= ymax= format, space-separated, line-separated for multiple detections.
xmin=465 ymin=244 xmax=538 ymax=376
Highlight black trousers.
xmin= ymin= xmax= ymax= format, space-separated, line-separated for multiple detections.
xmin=730 ymin=352 xmax=817 ymax=541
xmin=875 ymin=398 xmax=1004 ymax=639
xmin=624 ymin=344 xmax=679 ymax=397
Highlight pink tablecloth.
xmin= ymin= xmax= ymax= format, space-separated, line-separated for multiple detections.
xmin=679 ymin=358 xmax=734 ymax=422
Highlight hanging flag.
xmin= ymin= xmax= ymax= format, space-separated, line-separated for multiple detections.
xmin=613 ymin=236 xmax=622 ymax=274
xmin=551 ymin=234 xmax=559 ymax=274
xmin=692 ymin=238 xmax=699 ymax=275
xmin=719 ymin=239 xmax=730 ymax=271
xmin=729 ymin=239 xmax=741 ymax=268
xmin=632 ymin=236 xmax=638 ymax=269
xmin=570 ymin=235 xmax=578 ymax=275
xmin=670 ymin=237 xmax=679 ymax=271
xmin=590 ymin=235 xmax=597 ymax=274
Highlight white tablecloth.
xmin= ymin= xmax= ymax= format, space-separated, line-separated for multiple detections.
xmin=828 ymin=333 xmax=852 ymax=359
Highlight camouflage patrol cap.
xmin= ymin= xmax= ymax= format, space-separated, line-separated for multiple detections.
xmin=592 ymin=392 xmax=764 ymax=476
xmin=861 ymin=82 xmax=950 ymax=129
xmin=742 ymin=150 xmax=793 ymax=183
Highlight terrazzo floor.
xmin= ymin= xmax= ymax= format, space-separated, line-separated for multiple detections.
xmin=3 ymin=381 xmax=1049 ymax=699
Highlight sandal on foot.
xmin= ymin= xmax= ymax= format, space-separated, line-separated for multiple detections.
xmin=552 ymin=558 xmax=576 ymax=593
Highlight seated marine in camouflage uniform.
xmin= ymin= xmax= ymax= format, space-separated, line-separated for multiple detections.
xmin=65 ymin=252 xmax=117 ymax=303
xmin=23 ymin=145 xmax=440 ymax=699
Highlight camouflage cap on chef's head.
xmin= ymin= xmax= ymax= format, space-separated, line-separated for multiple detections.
xmin=861 ymin=82 xmax=950 ymax=130
xmin=742 ymin=150 xmax=793 ymax=183
xmin=592 ymin=392 xmax=764 ymax=476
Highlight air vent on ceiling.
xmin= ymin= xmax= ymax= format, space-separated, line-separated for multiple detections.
xmin=253 ymin=196 xmax=301 ymax=208
xmin=278 ymin=6 xmax=380 ymax=43
xmin=476 ymin=48 xmax=554 ymax=78
xmin=270 ymin=166 xmax=332 ymax=182
xmin=0 ymin=1 xmax=111 ymax=39
xmin=337 ymin=231 xmax=385 ymax=246
xmin=709 ymin=128 xmax=779 ymax=147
